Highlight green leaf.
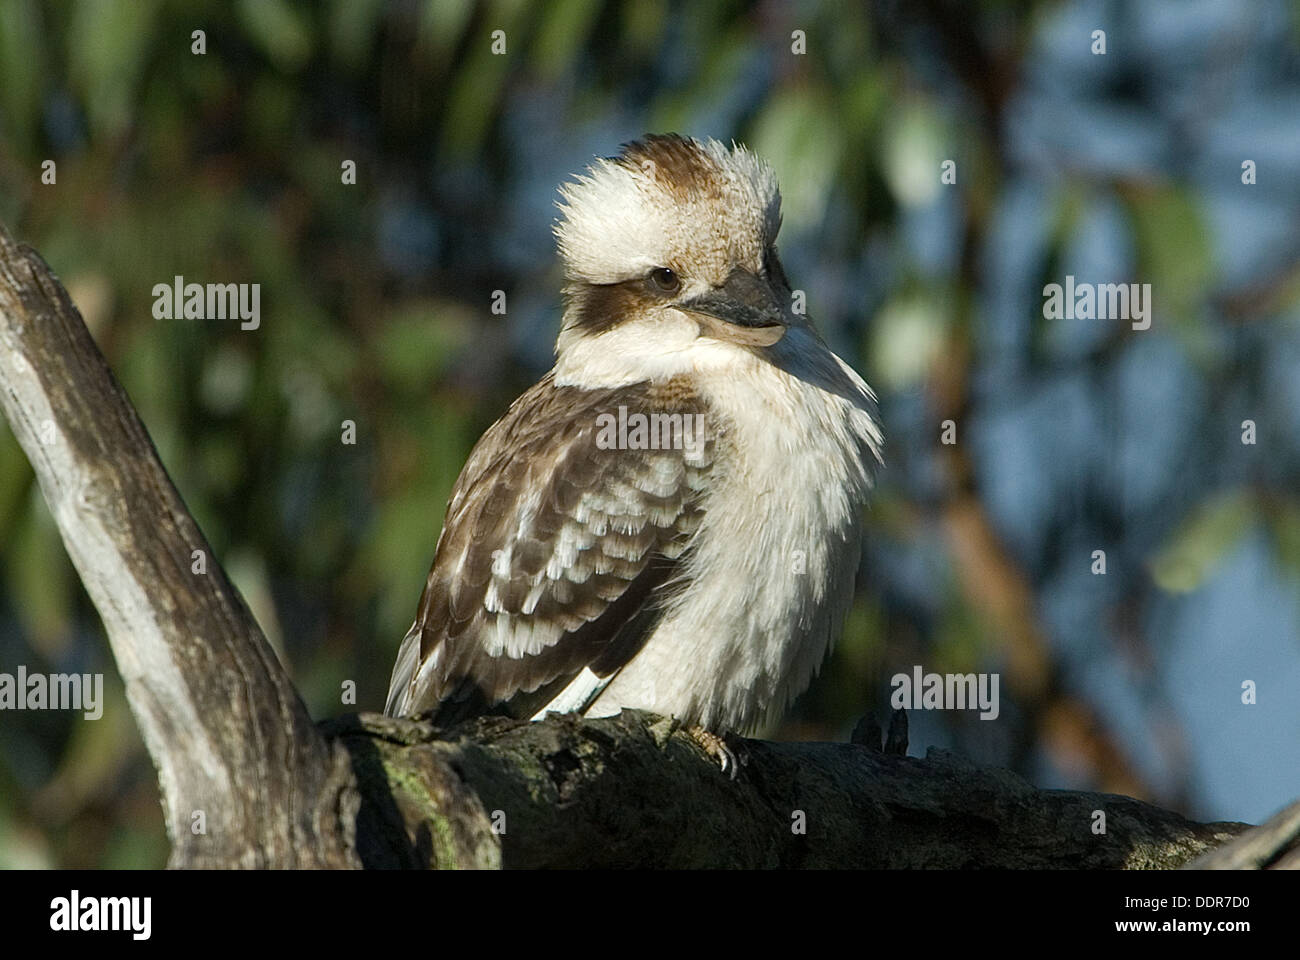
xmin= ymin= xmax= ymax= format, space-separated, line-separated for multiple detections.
xmin=0 ymin=0 xmax=45 ymax=151
xmin=881 ymin=101 xmax=947 ymax=209
xmin=750 ymin=86 xmax=843 ymax=234
xmin=6 ymin=489 xmax=73 ymax=658
xmin=1150 ymin=490 xmax=1254 ymax=593
xmin=67 ymin=0 xmax=160 ymax=138
xmin=532 ymin=0 xmax=603 ymax=78
xmin=328 ymin=0 xmax=384 ymax=70
xmin=1130 ymin=186 xmax=1213 ymax=325
xmin=376 ymin=299 xmax=472 ymax=394
xmin=869 ymin=292 xmax=950 ymax=390
xmin=237 ymin=0 xmax=315 ymax=73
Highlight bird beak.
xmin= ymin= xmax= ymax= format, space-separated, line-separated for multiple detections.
xmin=680 ymin=267 xmax=788 ymax=347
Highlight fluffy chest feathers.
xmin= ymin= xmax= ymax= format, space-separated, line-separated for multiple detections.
xmin=583 ymin=329 xmax=883 ymax=731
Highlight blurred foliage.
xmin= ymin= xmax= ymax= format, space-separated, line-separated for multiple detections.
xmin=1 ymin=0 xmax=1298 ymax=867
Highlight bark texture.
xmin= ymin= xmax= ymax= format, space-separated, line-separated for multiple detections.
xmin=327 ymin=710 xmax=1250 ymax=869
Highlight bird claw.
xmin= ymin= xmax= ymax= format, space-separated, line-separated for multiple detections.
xmin=686 ymin=726 xmax=749 ymax=779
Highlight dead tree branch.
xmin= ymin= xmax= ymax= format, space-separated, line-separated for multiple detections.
xmin=329 ymin=710 xmax=1250 ymax=869
xmin=0 ymin=223 xmax=359 ymax=868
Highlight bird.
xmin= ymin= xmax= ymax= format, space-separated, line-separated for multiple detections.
xmin=384 ymin=133 xmax=883 ymax=774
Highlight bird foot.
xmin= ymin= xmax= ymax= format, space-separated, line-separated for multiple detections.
xmin=686 ymin=726 xmax=749 ymax=779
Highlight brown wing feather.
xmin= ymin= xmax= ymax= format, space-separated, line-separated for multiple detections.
xmin=384 ymin=371 xmax=712 ymax=720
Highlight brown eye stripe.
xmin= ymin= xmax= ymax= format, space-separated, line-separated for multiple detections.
xmin=562 ymin=278 xmax=653 ymax=335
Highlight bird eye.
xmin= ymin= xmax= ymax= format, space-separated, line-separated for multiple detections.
xmin=649 ymin=267 xmax=681 ymax=295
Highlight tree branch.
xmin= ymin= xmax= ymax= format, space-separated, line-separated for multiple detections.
xmin=0 ymin=222 xmax=359 ymax=867
xmin=325 ymin=709 xmax=1248 ymax=869
xmin=1185 ymin=799 xmax=1300 ymax=870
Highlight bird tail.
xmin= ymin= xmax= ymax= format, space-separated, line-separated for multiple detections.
xmin=383 ymin=621 xmax=422 ymax=717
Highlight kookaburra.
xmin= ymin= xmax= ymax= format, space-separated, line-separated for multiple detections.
xmin=385 ymin=134 xmax=883 ymax=771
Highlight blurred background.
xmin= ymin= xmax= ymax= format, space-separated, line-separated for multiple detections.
xmin=1 ymin=0 xmax=1298 ymax=868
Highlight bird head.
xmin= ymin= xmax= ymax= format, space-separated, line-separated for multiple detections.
xmin=553 ymin=134 xmax=795 ymax=357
